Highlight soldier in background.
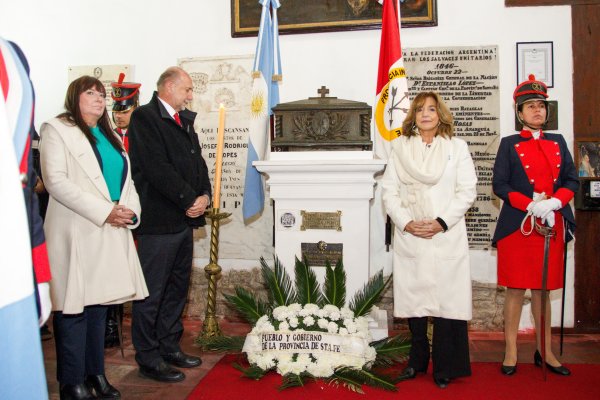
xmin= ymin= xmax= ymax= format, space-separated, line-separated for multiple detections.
xmin=111 ymin=73 xmax=141 ymax=151
xmin=105 ymin=73 xmax=142 ymax=349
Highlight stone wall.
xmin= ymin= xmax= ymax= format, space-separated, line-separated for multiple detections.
xmin=184 ymin=266 xmax=511 ymax=332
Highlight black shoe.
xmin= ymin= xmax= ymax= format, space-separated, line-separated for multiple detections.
xmin=501 ymin=364 xmax=517 ymax=375
xmin=59 ymin=383 xmax=96 ymax=400
xmin=139 ymin=361 xmax=185 ymax=382
xmin=398 ymin=367 xmax=417 ymax=381
xmin=85 ymin=375 xmax=120 ymax=399
xmin=163 ymin=351 xmax=202 ymax=368
xmin=534 ymin=350 xmax=571 ymax=376
xmin=433 ymin=376 xmax=450 ymax=389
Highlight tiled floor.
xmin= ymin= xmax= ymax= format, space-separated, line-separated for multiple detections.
xmin=41 ymin=318 xmax=600 ymax=399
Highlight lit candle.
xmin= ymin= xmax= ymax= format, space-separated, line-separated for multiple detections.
xmin=213 ymin=103 xmax=225 ymax=206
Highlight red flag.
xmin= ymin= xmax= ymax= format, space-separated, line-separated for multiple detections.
xmin=374 ymin=0 xmax=409 ymax=159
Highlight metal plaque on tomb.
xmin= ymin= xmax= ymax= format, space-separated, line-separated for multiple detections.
xmin=300 ymin=210 xmax=342 ymax=231
xmin=271 ymin=86 xmax=372 ymax=151
xmin=301 ymin=241 xmax=343 ymax=267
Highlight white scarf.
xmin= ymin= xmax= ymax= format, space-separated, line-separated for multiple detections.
xmin=391 ymin=135 xmax=451 ymax=220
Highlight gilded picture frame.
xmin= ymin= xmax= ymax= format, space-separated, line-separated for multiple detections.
xmin=231 ymin=0 xmax=437 ymax=38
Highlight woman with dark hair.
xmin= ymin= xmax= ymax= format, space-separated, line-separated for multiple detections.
xmin=492 ymin=75 xmax=578 ymax=377
xmin=40 ymin=76 xmax=148 ymax=399
xmin=381 ymin=92 xmax=477 ymax=389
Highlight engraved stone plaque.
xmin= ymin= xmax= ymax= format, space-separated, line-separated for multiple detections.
xmin=300 ymin=210 xmax=342 ymax=231
xmin=301 ymin=241 xmax=343 ymax=267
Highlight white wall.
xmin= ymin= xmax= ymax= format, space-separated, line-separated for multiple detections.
xmin=1 ymin=0 xmax=574 ymax=328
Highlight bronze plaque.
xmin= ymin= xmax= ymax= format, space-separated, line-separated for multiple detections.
xmin=300 ymin=210 xmax=342 ymax=231
xmin=301 ymin=241 xmax=343 ymax=267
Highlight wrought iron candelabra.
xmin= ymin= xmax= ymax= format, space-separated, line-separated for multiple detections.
xmin=198 ymin=207 xmax=231 ymax=340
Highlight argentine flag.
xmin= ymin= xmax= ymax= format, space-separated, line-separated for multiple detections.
xmin=242 ymin=0 xmax=281 ymax=223
xmin=0 ymin=38 xmax=48 ymax=400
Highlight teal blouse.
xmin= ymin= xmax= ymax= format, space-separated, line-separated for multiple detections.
xmin=91 ymin=126 xmax=124 ymax=201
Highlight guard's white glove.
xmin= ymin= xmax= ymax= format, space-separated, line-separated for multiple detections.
xmin=38 ymin=282 xmax=52 ymax=327
xmin=531 ymin=197 xmax=562 ymax=219
xmin=543 ymin=211 xmax=556 ymax=228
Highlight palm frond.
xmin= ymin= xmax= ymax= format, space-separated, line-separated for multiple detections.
xmin=370 ymin=334 xmax=411 ymax=367
xmin=223 ymin=286 xmax=269 ymax=325
xmin=322 ymin=259 xmax=346 ymax=308
xmin=331 ymin=366 xmax=397 ymax=392
xmin=349 ymin=270 xmax=392 ymax=317
xmin=260 ymin=256 xmax=296 ymax=306
xmin=195 ymin=335 xmax=245 ymax=353
xmin=326 ymin=369 xmax=365 ymax=394
xmin=233 ymin=363 xmax=267 ymax=380
xmin=279 ymin=372 xmax=315 ymax=390
xmin=294 ymin=256 xmax=321 ymax=305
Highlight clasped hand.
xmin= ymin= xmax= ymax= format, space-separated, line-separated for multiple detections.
xmin=529 ymin=197 xmax=561 ymax=227
xmin=186 ymin=195 xmax=210 ymax=218
xmin=105 ymin=205 xmax=135 ymax=228
xmin=404 ymin=219 xmax=444 ymax=239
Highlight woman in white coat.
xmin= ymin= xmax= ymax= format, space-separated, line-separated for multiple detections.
xmin=381 ymin=92 xmax=477 ymax=389
xmin=41 ymin=76 xmax=148 ymax=400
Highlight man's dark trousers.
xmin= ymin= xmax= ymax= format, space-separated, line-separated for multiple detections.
xmin=132 ymin=226 xmax=193 ymax=367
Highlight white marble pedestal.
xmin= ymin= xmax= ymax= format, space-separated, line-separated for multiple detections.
xmin=254 ymin=157 xmax=386 ymax=302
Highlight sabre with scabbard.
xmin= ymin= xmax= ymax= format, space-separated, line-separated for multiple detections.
xmin=535 ymin=220 xmax=555 ymax=381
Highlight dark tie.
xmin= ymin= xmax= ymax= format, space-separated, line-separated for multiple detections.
xmin=173 ymin=112 xmax=182 ymax=127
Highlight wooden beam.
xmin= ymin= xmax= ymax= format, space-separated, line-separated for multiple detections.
xmin=506 ymin=0 xmax=600 ymax=6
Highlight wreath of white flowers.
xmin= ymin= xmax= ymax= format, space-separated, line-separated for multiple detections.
xmin=199 ymin=257 xmax=410 ymax=393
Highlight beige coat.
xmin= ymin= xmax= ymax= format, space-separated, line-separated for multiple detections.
xmin=381 ymin=136 xmax=477 ymax=321
xmin=40 ymin=117 xmax=148 ymax=314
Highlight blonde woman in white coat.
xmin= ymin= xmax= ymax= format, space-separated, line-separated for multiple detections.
xmin=41 ymin=76 xmax=148 ymax=400
xmin=381 ymin=92 xmax=477 ymax=389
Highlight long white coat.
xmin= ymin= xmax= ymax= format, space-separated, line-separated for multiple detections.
xmin=40 ymin=118 xmax=148 ymax=314
xmin=381 ymin=136 xmax=477 ymax=321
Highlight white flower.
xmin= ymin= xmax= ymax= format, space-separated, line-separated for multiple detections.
xmin=343 ymin=319 xmax=357 ymax=334
xmin=340 ymin=307 xmax=354 ymax=319
xmin=317 ymin=318 xmax=329 ymax=329
xmin=273 ymin=306 xmax=288 ymax=321
xmin=338 ymin=327 xmax=349 ymax=335
xmin=279 ymin=321 xmax=290 ymax=331
xmin=254 ymin=354 xmax=276 ymax=370
xmin=322 ymin=304 xmax=340 ymax=316
xmin=299 ymin=303 xmax=319 ymax=316
xmin=327 ymin=321 xmax=338 ymax=333
xmin=288 ymin=317 xmax=299 ymax=328
xmin=329 ymin=311 xmax=341 ymax=321
xmin=303 ymin=316 xmax=315 ymax=326
xmin=288 ymin=303 xmax=302 ymax=316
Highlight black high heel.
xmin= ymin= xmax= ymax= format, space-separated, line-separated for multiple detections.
xmin=501 ymin=364 xmax=517 ymax=375
xmin=534 ymin=350 xmax=571 ymax=376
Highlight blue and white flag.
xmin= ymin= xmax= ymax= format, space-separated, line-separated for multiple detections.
xmin=242 ymin=0 xmax=281 ymax=223
xmin=0 ymin=38 xmax=48 ymax=400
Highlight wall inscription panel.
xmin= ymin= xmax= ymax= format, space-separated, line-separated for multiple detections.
xmin=180 ymin=55 xmax=273 ymax=260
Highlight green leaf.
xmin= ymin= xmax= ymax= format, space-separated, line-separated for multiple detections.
xmin=233 ymin=362 xmax=268 ymax=380
xmin=195 ymin=335 xmax=246 ymax=353
xmin=261 ymin=256 xmax=297 ymax=306
xmin=322 ymin=259 xmax=346 ymax=308
xmin=349 ymin=270 xmax=392 ymax=317
xmin=371 ymin=334 xmax=411 ymax=368
xmin=223 ymin=286 xmax=269 ymax=325
xmin=295 ymin=256 xmax=321 ymax=305
xmin=331 ymin=366 xmax=398 ymax=392
xmin=279 ymin=372 xmax=315 ymax=390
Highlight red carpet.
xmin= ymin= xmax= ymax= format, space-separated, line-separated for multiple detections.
xmin=187 ymin=355 xmax=600 ymax=400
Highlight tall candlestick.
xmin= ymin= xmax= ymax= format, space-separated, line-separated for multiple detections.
xmin=213 ymin=104 xmax=225 ymax=205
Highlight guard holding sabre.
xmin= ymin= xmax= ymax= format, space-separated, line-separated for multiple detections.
xmin=492 ymin=75 xmax=578 ymax=377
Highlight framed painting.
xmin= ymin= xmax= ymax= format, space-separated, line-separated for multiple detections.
xmin=231 ymin=0 xmax=438 ymax=37
xmin=575 ymin=140 xmax=600 ymax=210
xmin=516 ymin=41 xmax=554 ymax=88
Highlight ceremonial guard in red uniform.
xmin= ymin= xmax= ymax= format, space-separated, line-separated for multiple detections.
xmin=111 ymin=73 xmax=141 ymax=151
xmin=492 ymin=75 xmax=578 ymax=377
xmin=104 ymin=73 xmax=142 ymax=349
